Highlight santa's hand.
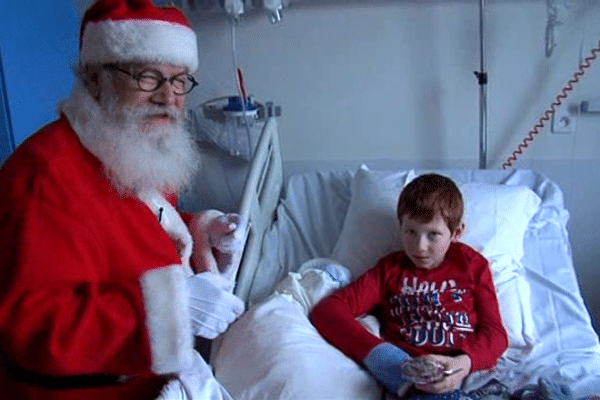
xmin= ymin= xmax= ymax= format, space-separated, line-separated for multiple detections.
xmin=186 ymin=272 xmax=245 ymax=339
xmin=210 ymin=213 xmax=243 ymax=252
xmin=190 ymin=210 xmax=245 ymax=276
xmin=211 ymin=213 xmax=245 ymax=279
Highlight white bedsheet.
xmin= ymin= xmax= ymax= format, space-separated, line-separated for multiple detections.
xmin=213 ymin=262 xmax=382 ymax=400
xmin=219 ymin=168 xmax=600 ymax=398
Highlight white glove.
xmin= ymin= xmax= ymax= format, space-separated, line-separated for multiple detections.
xmin=155 ymin=350 xmax=233 ymax=400
xmin=190 ymin=210 xmax=245 ymax=276
xmin=186 ymin=272 xmax=245 ymax=339
xmin=209 ymin=213 xmax=244 ymax=254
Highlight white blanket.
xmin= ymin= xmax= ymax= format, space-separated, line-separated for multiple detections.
xmin=212 ymin=261 xmax=383 ymax=400
xmin=156 ymin=350 xmax=233 ymax=400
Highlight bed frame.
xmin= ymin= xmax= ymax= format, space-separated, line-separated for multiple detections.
xmin=230 ymin=117 xmax=283 ymax=301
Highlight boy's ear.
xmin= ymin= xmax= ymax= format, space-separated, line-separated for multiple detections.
xmin=452 ymin=222 xmax=466 ymax=241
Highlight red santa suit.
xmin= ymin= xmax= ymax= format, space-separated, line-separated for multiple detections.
xmin=0 ymin=115 xmax=196 ymax=400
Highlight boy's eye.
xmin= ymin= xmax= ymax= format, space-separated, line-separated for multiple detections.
xmin=428 ymin=232 xmax=442 ymax=240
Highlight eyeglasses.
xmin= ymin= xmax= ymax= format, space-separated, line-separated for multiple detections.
xmin=103 ymin=64 xmax=199 ymax=95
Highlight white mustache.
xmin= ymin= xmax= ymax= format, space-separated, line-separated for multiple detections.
xmin=120 ymin=105 xmax=184 ymax=123
xmin=128 ymin=105 xmax=183 ymax=124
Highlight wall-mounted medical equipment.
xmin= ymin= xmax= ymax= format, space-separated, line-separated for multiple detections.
xmin=581 ymin=99 xmax=600 ymax=114
xmin=190 ymin=96 xmax=281 ymax=161
xmin=263 ymin=0 xmax=283 ymax=23
xmin=502 ymin=38 xmax=600 ymax=169
xmin=224 ymin=0 xmax=245 ymax=19
xmin=475 ymin=0 xmax=488 ymax=169
xmin=180 ymin=98 xmax=280 ymax=214
xmin=165 ymin=0 xmax=288 ymax=23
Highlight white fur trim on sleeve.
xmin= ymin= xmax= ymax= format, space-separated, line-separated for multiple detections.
xmin=80 ymin=19 xmax=198 ymax=72
xmin=140 ymin=265 xmax=194 ymax=374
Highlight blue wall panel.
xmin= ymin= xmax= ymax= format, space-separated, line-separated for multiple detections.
xmin=0 ymin=1 xmax=79 ymax=147
xmin=0 ymin=45 xmax=15 ymax=164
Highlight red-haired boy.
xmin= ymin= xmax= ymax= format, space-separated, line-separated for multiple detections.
xmin=310 ymin=173 xmax=508 ymax=399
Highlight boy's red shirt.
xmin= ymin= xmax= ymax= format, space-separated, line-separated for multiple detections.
xmin=309 ymin=242 xmax=508 ymax=372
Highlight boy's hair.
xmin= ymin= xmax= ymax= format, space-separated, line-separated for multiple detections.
xmin=396 ymin=173 xmax=464 ymax=233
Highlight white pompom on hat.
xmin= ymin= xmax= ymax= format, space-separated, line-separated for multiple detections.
xmin=79 ymin=0 xmax=198 ymax=72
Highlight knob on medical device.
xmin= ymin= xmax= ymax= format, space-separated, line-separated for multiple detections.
xmin=263 ymin=0 xmax=283 ymax=23
xmin=225 ymin=0 xmax=244 ymax=19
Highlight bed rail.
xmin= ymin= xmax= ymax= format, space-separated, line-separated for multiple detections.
xmin=230 ymin=117 xmax=283 ymax=302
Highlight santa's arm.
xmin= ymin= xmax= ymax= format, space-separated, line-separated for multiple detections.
xmin=0 ymin=201 xmax=190 ymax=377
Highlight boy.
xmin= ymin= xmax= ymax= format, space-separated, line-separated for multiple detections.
xmin=309 ymin=173 xmax=508 ymax=398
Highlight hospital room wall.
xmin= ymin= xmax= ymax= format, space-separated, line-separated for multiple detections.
xmin=188 ymin=1 xmax=600 ymax=331
xmin=2 ymin=1 xmax=599 ymax=331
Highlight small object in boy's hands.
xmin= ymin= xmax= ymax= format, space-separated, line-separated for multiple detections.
xmin=400 ymin=358 xmax=462 ymax=385
xmin=401 ymin=358 xmax=444 ymax=384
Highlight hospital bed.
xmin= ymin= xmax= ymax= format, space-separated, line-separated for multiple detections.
xmin=209 ymin=117 xmax=600 ymax=399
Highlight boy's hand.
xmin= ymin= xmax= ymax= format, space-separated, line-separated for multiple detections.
xmin=413 ymin=354 xmax=471 ymax=394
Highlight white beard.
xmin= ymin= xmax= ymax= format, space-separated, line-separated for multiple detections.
xmin=61 ymin=82 xmax=200 ymax=195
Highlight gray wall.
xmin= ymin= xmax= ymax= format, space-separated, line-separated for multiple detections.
xmin=186 ymin=1 xmax=600 ymax=331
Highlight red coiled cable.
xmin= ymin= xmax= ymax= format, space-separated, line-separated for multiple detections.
xmin=502 ymin=39 xmax=600 ymax=169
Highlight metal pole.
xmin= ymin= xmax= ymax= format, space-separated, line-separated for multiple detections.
xmin=477 ymin=0 xmax=488 ymax=169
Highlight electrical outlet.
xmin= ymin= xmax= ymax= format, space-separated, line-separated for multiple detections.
xmin=551 ymin=106 xmax=577 ymax=134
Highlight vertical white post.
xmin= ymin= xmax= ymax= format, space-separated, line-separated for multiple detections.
xmin=477 ymin=0 xmax=488 ymax=169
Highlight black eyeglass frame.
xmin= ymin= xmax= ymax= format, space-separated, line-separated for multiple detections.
xmin=103 ymin=64 xmax=199 ymax=95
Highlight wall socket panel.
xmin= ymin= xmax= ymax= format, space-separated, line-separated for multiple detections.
xmin=551 ymin=106 xmax=577 ymax=134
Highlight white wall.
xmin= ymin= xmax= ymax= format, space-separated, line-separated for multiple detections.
xmin=186 ymin=0 xmax=600 ymax=331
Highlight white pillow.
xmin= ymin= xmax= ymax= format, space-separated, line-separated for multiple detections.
xmin=330 ymin=165 xmax=416 ymax=279
xmin=459 ymin=182 xmax=541 ymax=261
xmin=331 ymin=164 xmax=541 ymax=277
xmin=488 ymin=254 xmax=537 ymax=358
xmin=212 ymin=263 xmax=382 ymax=400
xmin=330 ymin=165 xmax=540 ymax=356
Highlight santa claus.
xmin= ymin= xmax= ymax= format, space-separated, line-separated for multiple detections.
xmin=0 ymin=1 xmax=244 ymax=399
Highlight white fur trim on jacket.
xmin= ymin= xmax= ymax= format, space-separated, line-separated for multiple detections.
xmin=138 ymin=189 xmax=194 ymax=276
xmin=137 ymin=190 xmax=195 ymax=374
xmin=80 ymin=19 xmax=198 ymax=72
xmin=140 ymin=265 xmax=194 ymax=374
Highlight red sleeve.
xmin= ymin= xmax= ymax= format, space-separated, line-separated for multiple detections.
xmin=0 ymin=198 xmax=153 ymax=375
xmin=309 ymin=259 xmax=394 ymax=362
xmin=461 ymin=255 xmax=509 ymax=371
xmin=180 ymin=212 xmax=193 ymax=225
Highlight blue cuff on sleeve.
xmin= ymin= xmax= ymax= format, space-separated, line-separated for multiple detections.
xmin=320 ymin=264 xmax=351 ymax=286
xmin=363 ymin=342 xmax=412 ymax=396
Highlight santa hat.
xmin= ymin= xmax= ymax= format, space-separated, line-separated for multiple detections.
xmin=79 ymin=0 xmax=198 ymax=72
